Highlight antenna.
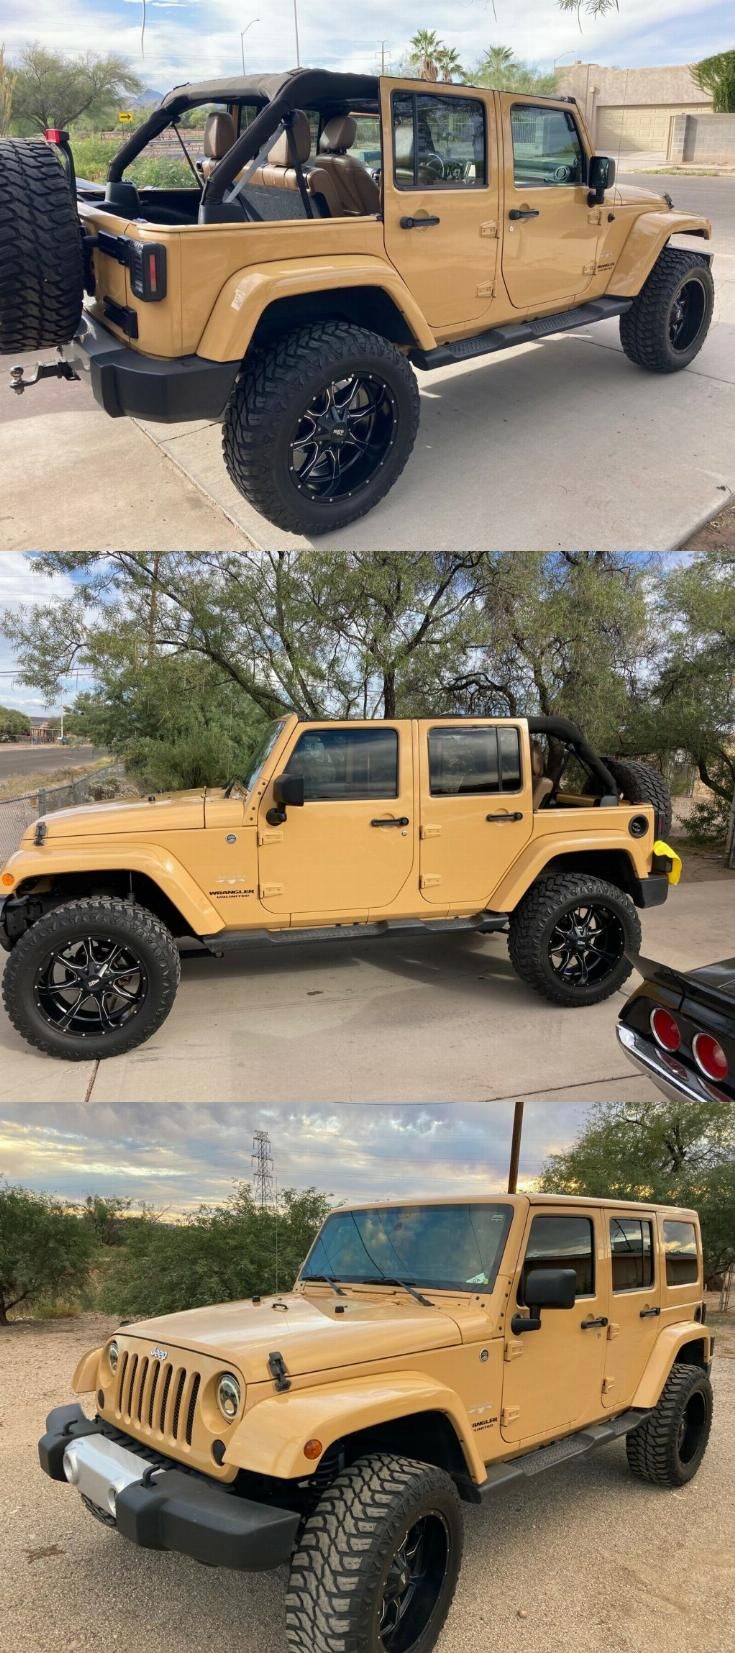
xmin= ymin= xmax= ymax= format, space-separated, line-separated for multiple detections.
xmin=251 ymin=1130 xmax=276 ymax=1211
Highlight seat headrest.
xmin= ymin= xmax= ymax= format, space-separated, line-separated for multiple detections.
xmin=319 ymin=115 xmax=357 ymax=154
xmin=268 ymin=110 xmax=311 ymax=167
xmin=203 ymin=110 xmax=237 ymax=161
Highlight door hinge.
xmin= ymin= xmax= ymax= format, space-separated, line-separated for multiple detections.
xmin=480 ymin=220 xmax=498 ymax=238
xmin=476 ymin=281 xmax=495 ymax=298
xmin=260 ymin=883 xmax=284 ymax=897
xmin=602 ymin=1377 xmax=616 ymax=1395
xmin=504 ymin=1340 xmax=524 ymax=1363
xmin=607 ymin=1321 xmax=621 ymax=1341
xmin=419 ymin=873 xmax=442 ymax=889
xmin=257 ymin=830 xmax=283 ymax=846
xmin=587 ymin=208 xmax=602 ymax=226
xmin=501 ymin=1405 xmax=521 ymax=1426
xmin=582 ymin=260 xmax=596 ymax=275
xmin=420 ymin=824 xmax=441 ymax=839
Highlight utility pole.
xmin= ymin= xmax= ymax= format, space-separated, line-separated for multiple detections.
xmin=240 ymin=18 xmax=260 ymax=76
xmin=251 ymin=1129 xmax=276 ymax=1211
xmin=379 ymin=41 xmax=387 ymax=74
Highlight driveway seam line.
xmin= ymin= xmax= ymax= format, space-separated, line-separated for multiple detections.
xmin=83 ymin=1060 xmax=100 ymax=1104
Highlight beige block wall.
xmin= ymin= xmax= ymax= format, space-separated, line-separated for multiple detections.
xmin=555 ymin=61 xmax=712 ymax=141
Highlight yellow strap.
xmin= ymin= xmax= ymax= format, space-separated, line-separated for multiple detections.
xmin=654 ymin=838 xmax=683 ymax=886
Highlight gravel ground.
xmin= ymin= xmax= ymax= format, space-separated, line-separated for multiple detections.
xmin=2 ymin=1311 xmax=734 ymax=1653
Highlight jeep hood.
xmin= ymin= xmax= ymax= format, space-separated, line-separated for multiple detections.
xmin=611 ymin=182 xmax=669 ymax=210
xmin=124 ymin=1290 xmax=462 ymax=1381
xmin=24 ymin=791 xmax=206 ymax=840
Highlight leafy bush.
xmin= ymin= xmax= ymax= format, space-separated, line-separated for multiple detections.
xmin=70 ymin=135 xmax=193 ymax=188
xmin=0 ymin=1183 xmax=96 ymax=1325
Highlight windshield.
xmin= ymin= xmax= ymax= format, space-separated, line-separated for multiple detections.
xmin=243 ymin=719 xmax=287 ymax=794
xmin=301 ymin=1203 xmax=513 ymax=1294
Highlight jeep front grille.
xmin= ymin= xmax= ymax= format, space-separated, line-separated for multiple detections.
xmin=115 ymin=1351 xmax=202 ymax=1449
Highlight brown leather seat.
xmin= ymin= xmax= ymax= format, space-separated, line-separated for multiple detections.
xmin=317 ymin=115 xmax=380 ymax=215
xmin=248 ymin=109 xmax=341 ymax=217
xmin=200 ymin=111 xmax=237 ymax=180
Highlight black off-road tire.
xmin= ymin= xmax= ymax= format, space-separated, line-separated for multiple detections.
xmin=2 ymin=896 xmax=181 ymax=1061
xmin=222 ymin=322 xmax=420 ymax=536
xmin=0 ymin=138 xmax=84 ymax=354
xmin=508 ymin=871 xmax=642 ymax=1007
xmin=619 ymin=248 xmax=713 ymax=373
xmin=286 ymin=1454 xmax=463 ymax=1653
xmin=602 ymin=756 xmax=673 ymax=837
xmin=626 ymin=1364 xmax=713 ymax=1487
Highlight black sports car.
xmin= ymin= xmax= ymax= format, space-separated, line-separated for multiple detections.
xmin=617 ymin=953 xmax=734 ymax=1104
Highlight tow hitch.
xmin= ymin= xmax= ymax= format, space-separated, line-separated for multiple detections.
xmin=10 ymin=359 xmax=79 ymax=395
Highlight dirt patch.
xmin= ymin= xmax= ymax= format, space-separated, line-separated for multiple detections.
xmin=683 ymin=493 xmax=735 ymax=550
xmin=669 ymin=837 xmax=735 ymax=883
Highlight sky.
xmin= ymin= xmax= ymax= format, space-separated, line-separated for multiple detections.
xmin=0 ymin=1101 xmax=592 ymax=1213
xmin=1 ymin=0 xmax=731 ymax=91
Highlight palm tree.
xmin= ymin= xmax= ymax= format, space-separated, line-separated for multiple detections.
xmin=408 ymin=30 xmax=443 ymax=82
xmin=476 ymin=44 xmax=518 ymax=86
xmin=436 ymin=47 xmax=466 ymax=84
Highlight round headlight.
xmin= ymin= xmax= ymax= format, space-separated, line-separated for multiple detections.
xmin=217 ymin=1373 xmax=241 ymax=1420
xmin=108 ymin=1339 xmax=120 ymax=1373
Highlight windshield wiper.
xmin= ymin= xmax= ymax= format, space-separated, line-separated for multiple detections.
xmin=301 ymin=1273 xmax=346 ymax=1297
xmin=358 ymin=1276 xmax=434 ymax=1308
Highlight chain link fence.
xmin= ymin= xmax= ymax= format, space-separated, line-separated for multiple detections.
xmin=0 ymin=764 xmax=124 ymax=866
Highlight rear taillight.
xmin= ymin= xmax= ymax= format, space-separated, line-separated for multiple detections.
xmin=692 ymin=1032 xmax=728 ymax=1084
xmin=650 ymin=1006 xmax=681 ymax=1052
xmin=129 ymin=241 xmax=167 ymax=303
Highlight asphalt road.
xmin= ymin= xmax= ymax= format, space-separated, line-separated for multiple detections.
xmin=2 ymin=1312 xmax=733 ymax=1653
xmin=0 ymin=744 xmax=106 ymax=779
xmin=620 ymin=172 xmax=735 ymax=254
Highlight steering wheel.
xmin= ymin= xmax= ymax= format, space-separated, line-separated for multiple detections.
xmin=420 ymin=151 xmax=445 ymax=184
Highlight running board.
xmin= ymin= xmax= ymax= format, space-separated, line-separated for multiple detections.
xmin=410 ymin=296 xmax=632 ymax=372
xmin=477 ymin=1409 xmax=648 ymax=1498
xmin=200 ymin=911 xmax=509 ymax=954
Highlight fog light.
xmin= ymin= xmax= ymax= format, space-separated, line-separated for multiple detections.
xmin=693 ymin=1032 xmax=728 ymax=1084
xmin=650 ymin=1007 xmax=681 ymax=1053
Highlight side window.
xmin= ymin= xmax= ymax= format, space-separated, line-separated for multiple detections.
xmin=519 ymin=1214 xmax=594 ymax=1302
xmin=610 ymin=1218 xmax=654 ymax=1292
xmin=511 ymin=106 xmax=585 ymax=188
xmin=663 ymin=1220 xmax=699 ymax=1286
xmin=428 ymin=726 xmax=522 ymax=796
xmin=392 ymin=92 xmax=486 ymax=188
xmin=284 ymin=727 xmax=398 ymax=801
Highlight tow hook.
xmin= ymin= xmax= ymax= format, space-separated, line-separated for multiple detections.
xmin=10 ymin=360 xmax=79 ymax=396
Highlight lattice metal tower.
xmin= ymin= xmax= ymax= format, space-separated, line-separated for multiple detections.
xmin=251 ymin=1130 xmax=276 ymax=1211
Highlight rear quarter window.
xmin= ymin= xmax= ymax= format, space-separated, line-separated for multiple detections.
xmin=663 ymin=1219 xmax=699 ymax=1286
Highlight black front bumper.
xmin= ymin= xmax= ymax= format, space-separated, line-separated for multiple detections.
xmin=39 ymin=1404 xmax=300 ymax=1571
xmin=59 ymin=314 xmax=239 ymax=422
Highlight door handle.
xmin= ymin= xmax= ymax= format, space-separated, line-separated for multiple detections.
xmin=400 ymin=215 xmax=440 ymax=229
xmin=486 ymin=811 xmax=524 ymax=823
xmin=639 ymin=1306 xmax=661 ymax=1318
xmin=580 ymin=1316 xmax=608 ymax=1329
xmin=509 ymin=207 xmax=540 ymax=220
xmin=371 ymin=816 xmax=409 ymax=828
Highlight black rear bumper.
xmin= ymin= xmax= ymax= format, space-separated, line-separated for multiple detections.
xmin=630 ymin=873 xmax=669 ymax=909
xmin=39 ymin=1404 xmax=300 ymax=1571
xmin=59 ymin=315 xmax=239 ymax=422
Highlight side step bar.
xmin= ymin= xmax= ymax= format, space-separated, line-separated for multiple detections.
xmin=200 ymin=911 xmax=509 ymax=954
xmin=478 ymin=1409 xmax=649 ymax=1498
xmin=411 ymin=296 xmax=632 ymax=372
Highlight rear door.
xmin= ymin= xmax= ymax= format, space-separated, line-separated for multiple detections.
xmin=602 ymin=1212 xmax=661 ymax=1410
xmin=500 ymin=94 xmax=600 ymax=309
xmin=381 ymin=79 xmax=500 ymax=329
xmin=257 ymin=721 xmax=415 ymax=919
xmin=501 ymin=1207 xmax=608 ymax=1443
xmin=417 ymin=721 xmax=532 ymax=908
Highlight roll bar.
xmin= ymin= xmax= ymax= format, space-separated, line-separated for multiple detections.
xmin=527 ymin=716 xmax=618 ymax=799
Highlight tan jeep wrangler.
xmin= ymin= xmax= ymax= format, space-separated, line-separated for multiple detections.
xmin=38 ymin=1192 xmax=715 ymax=1653
xmin=0 ymin=713 xmax=676 ymax=1060
xmin=0 ymin=68 xmax=714 ymax=537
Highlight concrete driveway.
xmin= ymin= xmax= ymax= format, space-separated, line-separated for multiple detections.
xmin=3 ymin=1312 xmax=734 ymax=1653
xmin=2 ymin=878 xmax=733 ymax=1106
xmin=0 ymin=178 xmax=732 ymax=554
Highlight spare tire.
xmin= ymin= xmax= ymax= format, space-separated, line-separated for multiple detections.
xmin=0 ymin=139 xmax=84 ymax=354
xmin=602 ymin=755 xmax=672 ymax=837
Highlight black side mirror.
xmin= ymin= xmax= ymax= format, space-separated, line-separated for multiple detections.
xmin=588 ymin=154 xmax=615 ymax=206
xmin=266 ymin=772 xmax=305 ymax=825
xmin=510 ymin=1267 xmax=577 ymax=1334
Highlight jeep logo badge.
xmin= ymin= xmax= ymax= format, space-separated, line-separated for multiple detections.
xmin=150 ymin=1347 xmax=168 ymax=1361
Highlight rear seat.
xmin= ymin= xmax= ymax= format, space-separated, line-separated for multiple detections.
xmin=247 ymin=110 xmax=340 ymax=217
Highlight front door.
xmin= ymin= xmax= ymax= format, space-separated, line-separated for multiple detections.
xmin=602 ymin=1212 xmax=661 ymax=1411
xmin=257 ymin=721 xmax=415 ymax=919
xmin=417 ymin=721 xmax=533 ymax=908
xmin=500 ymin=95 xmax=600 ymax=310
xmin=501 ymin=1208 xmax=608 ymax=1444
xmin=382 ymin=79 xmax=500 ymax=330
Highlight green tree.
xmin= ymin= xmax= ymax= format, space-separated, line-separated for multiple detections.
xmin=0 ymin=703 xmax=30 ymax=739
xmin=435 ymin=47 xmax=466 ymax=84
xmin=99 ymin=1184 xmax=331 ymax=1319
xmin=10 ymin=45 xmax=142 ymax=133
xmin=538 ymin=1100 xmax=735 ymax=1282
xmin=693 ymin=49 xmax=735 ymax=113
xmin=408 ymin=31 xmax=443 ymax=81
xmin=0 ymin=1183 xmax=96 ymax=1325
xmin=79 ymin=1195 xmax=133 ymax=1247
xmin=558 ymin=1 xmax=623 ymax=20
xmin=0 ymin=43 xmax=16 ymax=134
xmin=475 ymin=44 xmax=556 ymax=95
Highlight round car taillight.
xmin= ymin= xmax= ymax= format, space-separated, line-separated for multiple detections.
xmin=692 ymin=1032 xmax=728 ymax=1084
xmin=650 ymin=1007 xmax=681 ymax=1052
